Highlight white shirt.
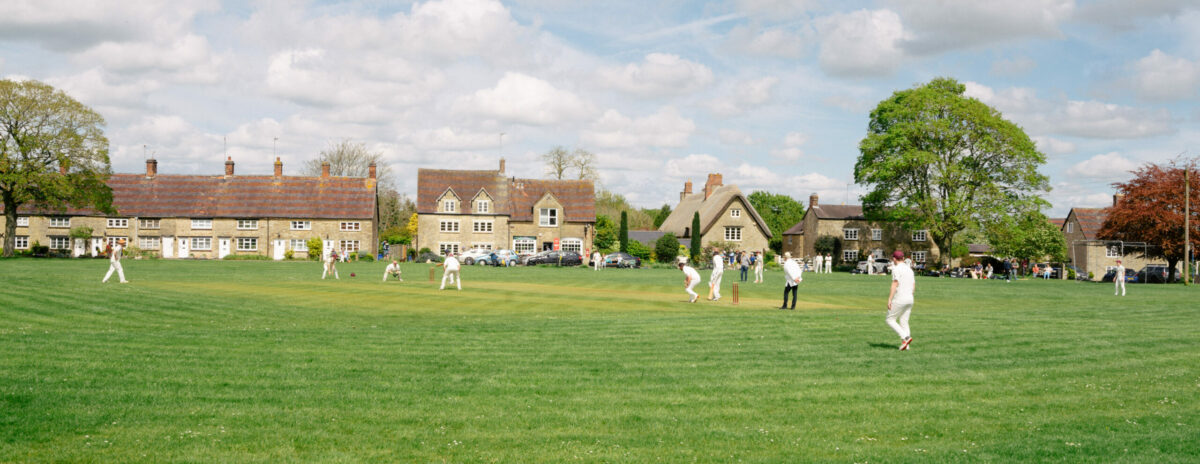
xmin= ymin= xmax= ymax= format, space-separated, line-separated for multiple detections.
xmin=783 ymin=258 xmax=803 ymax=287
xmin=385 ymin=263 xmax=402 ymax=274
xmin=444 ymin=256 xmax=460 ymax=271
xmin=1115 ymin=265 xmax=1125 ymax=279
xmin=110 ymin=244 xmax=123 ymax=263
xmin=593 ymin=252 xmax=602 ymax=261
xmin=712 ymin=254 xmax=724 ymax=273
xmin=891 ymin=262 xmax=915 ymax=304
xmin=683 ymin=265 xmax=701 ymax=282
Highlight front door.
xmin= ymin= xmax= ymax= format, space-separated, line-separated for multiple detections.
xmin=73 ymin=238 xmax=85 ymax=257
xmin=218 ymin=238 xmax=231 ymax=259
xmin=161 ymin=236 xmax=175 ymax=258
xmin=273 ymin=239 xmax=286 ymax=260
xmin=323 ymin=240 xmax=336 ymax=260
xmin=89 ymin=238 xmax=103 ymax=257
xmin=178 ymin=238 xmax=189 ymax=257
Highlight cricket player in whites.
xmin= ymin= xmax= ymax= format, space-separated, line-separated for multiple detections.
xmin=813 ymin=253 xmax=823 ymax=275
xmin=439 ymin=253 xmax=462 ymax=290
xmin=383 ymin=260 xmax=403 ymax=282
xmin=780 ymin=252 xmax=802 ymax=310
xmin=708 ymin=247 xmax=724 ymax=301
xmin=678 ymin=258 xmax=701 ymax=303
xmin=322 ymin=249 xmax=340 ymax=279
xmin=886 ymin=250 xmax=915 ymax=351
xmin=102 ymin=238 xmax=129 ymax=283
xmin=1114 ymin=259 xmax=1126 ymax=296
xmin=592 ymin=250 xmax=603 ymax=271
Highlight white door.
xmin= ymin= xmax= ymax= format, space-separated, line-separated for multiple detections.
xmin=273 ymin=239 xmax=286 ymax=260
xmin=89 ymin=238 xmax=103 ymax=257
xmin=179 ymin=238 xmax=190 ymax=257
xmin=323 ymin=240 xmax=336 ymax=260
xmin=73 ymin=238 xmax=85 ymax=257
xmin=161 ymin=236 xmax=174 ymax=258
xmin=218 ymin=238 xmax=231 ymax=259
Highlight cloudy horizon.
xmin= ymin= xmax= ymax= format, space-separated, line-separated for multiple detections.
xmin=3 ymin=0 xmax=1198 ymax=217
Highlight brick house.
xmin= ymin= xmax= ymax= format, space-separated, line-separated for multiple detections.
xmin=1061 ymin=195 xmax=1160 ymax=280
xmin=781 ymin=193 xmax=941 ymax=266
xmin=656 ymin=174 xmax=772 ymax=252
xmin=415 ymin=158 xmax=596 ymax=256
xmin=1 ymin=157 xmax=379 ymax=259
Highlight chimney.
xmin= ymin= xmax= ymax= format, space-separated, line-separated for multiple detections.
xmin=499 ymin=157 xmax=506 ymax=174
xmin=681 ymin=180 xmax=693 ymax=202
xmin=273 ymin=157 xmax=283 ymax=177
xmin=809 ymin=193 xmax=819 ymax=208
xmin=321 ymin=161 xmax=330 ymax=178
xmin=224 ymin=156 xmax=235 ymax=177
xmin=703 ymin=173 xmax=723 ymax=200
xmin=146 ymin=159 xmax=157 ymax=178
xmin=368 ymin=162 xmax=377 ymax=180
xmin=1113 ymin=193 xmax=1124 ymax=207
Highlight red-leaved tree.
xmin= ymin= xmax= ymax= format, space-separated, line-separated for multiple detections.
xmin=1097 ymin=158 xmax=1200 ymax=282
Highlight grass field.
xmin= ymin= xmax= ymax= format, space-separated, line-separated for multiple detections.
xmin=1 ymin=258 xmax=1197 ymax=463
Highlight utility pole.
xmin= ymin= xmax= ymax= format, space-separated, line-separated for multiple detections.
xmin=1186 ymin=167 xmax=1191 ymax=286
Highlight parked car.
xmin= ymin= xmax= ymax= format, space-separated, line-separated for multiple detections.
xmin=459 ymin=247 xmax=493 ymax=265
xmin=1101 ymin=268 xmax=1138 ymax=283
xmin=523 ymin=250 xmax=583 ymax=266
xmin=1137 ymin=265 xmax=1179 ymax=283
xmin=603 ymin=252 xmax=642 ymax=268
xmin=477 ymin=249 xmax=520 ymax=267
xmin=854 ymin=258 xmax=891 ymax=274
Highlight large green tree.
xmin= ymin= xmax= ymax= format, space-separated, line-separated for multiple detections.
xmin=593 ymin=215 xmax=618 ymax=253
xmin=1 ymin=79 xmax=112 ymax=257
xmin=855 ymin=77 xmax=1050 ymax=265
xmin=747 ymin=191 xmax=805 ymax=253
xmin=987 ymin=211 xmax=1067 ymax=263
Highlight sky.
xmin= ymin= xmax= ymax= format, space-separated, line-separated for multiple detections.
xmin=2 ymin=0 xmax=1198 ymax=217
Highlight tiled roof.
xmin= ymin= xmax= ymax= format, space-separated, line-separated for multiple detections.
xmin=5 ymin=174 xmax=377 ymax=219
xmin=968 ymin=244 xmax=992 ymax=254
xmin=1071 ymin=208 xmax=1108 ymax=240
xmin=658 ymin=184 xmax=773 ymax=238
xmin=416 ymin=168 xmax=595 ymax=223
xmin=1050 ymin=218 xmax=1065 ymax=229
xmin=783 ymin=221 xmax=805 ymax=235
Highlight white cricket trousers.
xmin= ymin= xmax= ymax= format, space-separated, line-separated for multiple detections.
xmin=754 ymin=265 xmax=763 ymax=283
xmin=886 ymin=300 xmax=913 ymax=340
xmin=685 ymin=279 xmax=699 ymax=299
xmin=441 ymin=270 xmax=461 ymax=290
xmin=710 ymin=271 xmax=723 ymax=299
xmin=1115 ymin=279 xmax=1125 ymax=296
xmin=593 ymin=259 xmax=601 ymax=271
xmin=322 ymin=263 xmax=339 ymax=279
xmin=102 ymin=262 xmax=126 ymax=283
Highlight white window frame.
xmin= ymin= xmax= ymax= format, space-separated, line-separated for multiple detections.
xmin=49 ymin=236 xmax=71 ymax=250
xmin=138 ymin=218 xmax=160 ymax=229
xmin=443 ymin=199 xmax=457 ymax=213
xmin=1106 ymin=245 xmax=1121 ymax=258
xmin=724 ymin=226 xmax=742 ymax=241
xmin=191 ymin=219 xmax=213 ymax=230
xmin=843 ymin=250 xmax=858 ymax=262
xmin=237 ymin=219 xmax=259 ymax=230
xmin=472 ymin=220 xmax=494 ymax=233
xmin=16 ymin=217 xmax=29 ymax=227
xmin=731 ymin=208 xmax=741 ymax=218
xmin=138 ymin=236 xmax=161 ymax=250
xmin=339 ymin=240 xmax=360 ymax=253
xmin=14 ymin=236 xmax=29 ymax=249
xmin=476 ymin=200 xmax=489 ymax=213
xmin=871 ymin=229 xmax=882 ymax=241
xmin=912 ymin=230 xmax=928 ymax=242
xmin=438 ymin=242 xmax=460 ymax=255
xmin=49 ymin=217 xmax=70 ymax=228
xmin=1067 ymin=222 xmax=1073 ymax=233
xmin=191 ymin=237 xmax=212 ymax=250
xmin=539 ymin=208 xmax=559 ymax=227
xmin=912 ymin=251 xmax=927 ymax=262
xmin=440 ymin=220 xmax=460 ymax=233
xmin=472 ymin=243 xmax=494 ymax=251
xmin=513 ymin=236 xmax=536 ymax=254
xmin=560 ymin=238 xmax=583 ymax=253
xmin=290 ymin=239 xmax=308 ymax=252
xmin=107 ymin=218 xmax=129 ymax=228
xmin=844 ymin=228 xmax=859 ymax=241
xmin=340 ymin=221 xmax=361 ymax=232
xmin=236 ymin=237 xmax=258 ymax=251
xmin=291 ymin=221 xmax=311 ymax=231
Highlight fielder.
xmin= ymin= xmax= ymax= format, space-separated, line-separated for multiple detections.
xmin=814 ymin=254 xmax=823 ymax=275
xmin=824 ymin=253 xmax=833 ymax=273
xmin=322 ymin=250 xmax=340 ymax=279
xmin=679 ymin=259 xmax=701 ymax=303
xmin=780 ymin=252 xmax=802 ymax=310
xmin=383 ymin=260 xmax=403 ymax=282
xmin=592 ymin=250 xmax=603 ymax=271
xmin=101 ymin=238 xmax=129 ymax=284
xmin=753 ymin=251 xmax=764 ymax=283
xmin=709 ymin=248 xmax=724 ymax=301
xmin=439 ymin=253 xmax=462 ymax=290
xmin=886 ymin=250 xmax=915 ymax=351
xmin=1114 ymin=259 xmax=1126 ymax=296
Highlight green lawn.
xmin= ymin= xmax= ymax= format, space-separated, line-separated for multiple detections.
xmin=1 ymin=258 xmax=1197 ymax=463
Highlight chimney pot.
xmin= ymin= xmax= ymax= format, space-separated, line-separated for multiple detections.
xmin=224 ymin=157 xmax=235 ymax=177
xmin=368 ymin=162 xmax=377 ymax=180
xmin=681 ymin=180 xmax=693 ymax=202
xmin=274 ymin=157 xmax=283 ymax=177
xmin=146 ymin=159 xmax=157 ymax=178
xmin=321 ymin=161 xmax=331 ymax=178
xmin=809 ymin=193 xmax=819 ymax=208
xmin=703 ymin=173 xmax=723 ymax=200
xmin=499 ymin=157 xmax=506 ymax=174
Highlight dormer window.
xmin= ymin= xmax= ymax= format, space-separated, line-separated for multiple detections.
xmin=443 ymin=199 xmax=457 ymax=213
xmin=476 ymin=200 xmax=489 ymax=214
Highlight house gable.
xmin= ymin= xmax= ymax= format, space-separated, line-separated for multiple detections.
xmin=436 ymin=188 xmax=461 ymax=213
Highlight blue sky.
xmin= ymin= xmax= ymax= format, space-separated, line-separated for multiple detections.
xmin=2 ymin=0 xmax=1198 ymax=217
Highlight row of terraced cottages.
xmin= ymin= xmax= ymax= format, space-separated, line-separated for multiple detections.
xmin=1 ymin=158 xmax=378 ymax=259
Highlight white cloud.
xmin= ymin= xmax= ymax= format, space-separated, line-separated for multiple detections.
xmin=719 ymin=129 xmax=756 ymax=145
xmin=991 ymin=56 xmax=1037 ymax=76
xmin=816 ymin=9 xmax=907 ymax=77
xmin=408 ymin=128 xmax=503 ymax=151
xmin=1075 ymin=0 xmax=1195 ymax=31
xmin=0 ymin=0 xmax=218 ymax=51
xmin=599 ymin=53 xmax=714 ymax=97
xmin=581 ymin=107 xmax=695 ymax=148
xmin=707 ymin=76 xmax=779 ymax=116
xmin=457 ymin=72 xmax=595 ymax=125
xmin=890 ymin=0 xmax=1072 ymax=54
xmin=664 ymin=154 xmax=724 ymax=178
xmin=770 ymin=131 xmax=809 ymax=161
xmin=725 ymin=23 xmax=811 ymax=59
xmin=1065 ymin=152 xmax=1140 ymax=179
xmin=1032 ymin=136 xmax=1077 ymax=156
xmin=965 ymin=81 xmax=1175 ymax=139
xmin=1130 ymin=49 xmax=1200 ymax=101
